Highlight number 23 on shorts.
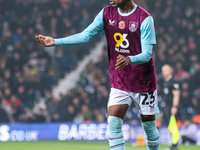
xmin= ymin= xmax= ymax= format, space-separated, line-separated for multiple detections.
xmin=141 ymin=91 xmax=156 ymax=106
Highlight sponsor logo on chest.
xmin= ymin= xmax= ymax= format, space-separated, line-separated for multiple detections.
xmin=108 ymin=19 xmax=138 ymax=33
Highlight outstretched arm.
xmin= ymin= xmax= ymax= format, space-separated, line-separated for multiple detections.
xmin=36 ymin=8 xmax=104 ymax=47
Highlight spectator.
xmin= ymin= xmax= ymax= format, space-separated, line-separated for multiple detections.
xmin=180 ymin=117 xmax=198 ymax=145
xmin=1 ymin=97 xmax=13 ymax=122
xmin=4 ymin=87 xmax=12 ymax=100
xmin=0 ymin=107 xmax=10 ymax=122
xmin=81 ymin=105 xmax=93 ymax=122
xmin=64 ymin=104 xmax=76 ymax=122
xmin=73 ymin=113 xmax=84 ymax=124
xmin=7 ymin=94 xmax=22 ymax=120
xmin=51 ymin=112 xmax=61 ymax=122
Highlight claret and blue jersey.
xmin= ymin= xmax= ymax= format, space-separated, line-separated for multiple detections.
xmin=54 ymin=4 xmax=157 ymax=93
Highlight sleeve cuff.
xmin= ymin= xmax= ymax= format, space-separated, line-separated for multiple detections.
xmin=128 ymin=56 xmax=137 ymax=64
xmin=54 ymin=39 xmax=61 ymax=46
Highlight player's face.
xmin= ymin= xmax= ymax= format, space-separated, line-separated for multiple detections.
xmin=110 ymin=0 xmax=130 ymax=7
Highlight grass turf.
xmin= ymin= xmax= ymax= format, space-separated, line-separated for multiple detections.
xmin=0 ymin=141 xmax=199 ymax=150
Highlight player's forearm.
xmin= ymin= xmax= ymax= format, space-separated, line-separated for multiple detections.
xmin=128 ymin=44 xmax=153 ymax=64
xmin=54 ymin=31 xmax=93 ymax=46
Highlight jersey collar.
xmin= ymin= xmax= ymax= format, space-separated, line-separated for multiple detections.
xmin=118 ymin=4 xmax=137 ymax=17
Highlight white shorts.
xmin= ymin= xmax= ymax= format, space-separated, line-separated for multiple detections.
xmin=107 ymin=88 xmax=160 ymax=115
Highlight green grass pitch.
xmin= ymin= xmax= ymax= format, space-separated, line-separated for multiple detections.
xmin=0 ymin=141 xmax=199 ymax=150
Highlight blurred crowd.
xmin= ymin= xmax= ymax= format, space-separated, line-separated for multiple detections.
xmin=0 ymin=0 xmax=106 ymax=123
xmin=0 ymin=0 xmax=200 ymax=128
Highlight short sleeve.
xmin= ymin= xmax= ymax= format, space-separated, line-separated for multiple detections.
xmin=172 ymin=83 xmax=180 ymax=90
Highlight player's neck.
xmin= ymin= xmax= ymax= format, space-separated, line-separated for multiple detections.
xmin=119 ymin=1 xmax=135 ymax=13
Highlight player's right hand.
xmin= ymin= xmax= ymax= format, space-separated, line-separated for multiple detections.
xmin=35 ymin=34 xmax=55 ymax=47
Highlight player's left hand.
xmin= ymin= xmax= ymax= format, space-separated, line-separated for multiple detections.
xmin=115 ymin=54 xmax=131 ymax=70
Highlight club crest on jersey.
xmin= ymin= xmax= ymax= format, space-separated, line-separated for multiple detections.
xmin=119 ymin=21 xmax=125 ymax=29
xmin=109 ymin=19 xmax=115 ymax=26
xmin=129 ymin=22 xmax=138 ymax=32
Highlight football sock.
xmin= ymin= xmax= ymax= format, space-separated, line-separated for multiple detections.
xmin=108 ymin=116 xmax=125 ymax=150
xmin=142 ymin=121 xmax=160 ymax=150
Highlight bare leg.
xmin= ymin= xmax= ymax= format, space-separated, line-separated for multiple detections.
xmin=108 ymin=104 xmax=129 ymax=119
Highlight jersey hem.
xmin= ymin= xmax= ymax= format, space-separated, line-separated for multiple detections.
xmin=111 ymin=86 xmax=157 ymax=93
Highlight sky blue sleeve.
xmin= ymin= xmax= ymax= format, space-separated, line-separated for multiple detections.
xmin=140 ymin=16 xmax=156 ymax=45
xmin=128 ymin=44 xmax=153 ymax=64
xmin=54 ymin=8 xmax=104 ymax=46
xmin=128 ymin=16 xmax=156 ymax=64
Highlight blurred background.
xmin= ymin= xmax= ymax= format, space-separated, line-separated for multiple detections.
xmin=0 ymin=0 xmax=200 ymax=145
